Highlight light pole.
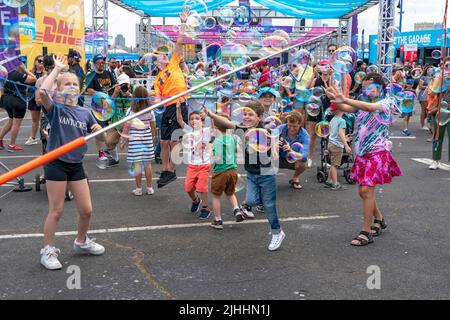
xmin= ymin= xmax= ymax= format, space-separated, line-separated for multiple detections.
xmin=397 ymin=0 xmax=404 ymax=32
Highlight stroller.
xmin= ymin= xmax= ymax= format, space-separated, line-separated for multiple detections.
xmin=316 ymin=113 xmax=356 ymax=185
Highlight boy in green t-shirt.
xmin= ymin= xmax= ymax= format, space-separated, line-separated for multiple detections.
xmin=210 ymin=114 xmax=245 ymax=229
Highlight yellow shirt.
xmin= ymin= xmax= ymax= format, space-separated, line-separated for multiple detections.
xmin=154 ymin=53 xmax=189 ymax=106
xmin=295 ymin=65 xmax=314 ymax=90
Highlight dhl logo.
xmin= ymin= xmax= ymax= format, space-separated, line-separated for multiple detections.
xmin=36 ymin=16 xmax=82 ymax=45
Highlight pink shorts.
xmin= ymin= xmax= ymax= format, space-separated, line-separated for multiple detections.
xmin=350 ymin=150 xmax=402 ymax=187
xmin=185 ymin=164 xmax=210 ymax=193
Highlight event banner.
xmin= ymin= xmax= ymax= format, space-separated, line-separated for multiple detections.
xmin=23 ymin=0 xmax=85 ymax=67
xmin=0 ymin=0 xmax=21 ymax=71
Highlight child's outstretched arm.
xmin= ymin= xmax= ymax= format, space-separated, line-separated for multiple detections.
xmin=174 ymin=12 xmax=187 ymax=57
xmin=326 ymin=84 xmax=381 ymax=113
xmin=38 ymin=55 xmax=66 ymax=112
xmin=203 ymin=107 xmax=236 ymax=130
xmin=175 ymin=101 xmax=186 ymax=128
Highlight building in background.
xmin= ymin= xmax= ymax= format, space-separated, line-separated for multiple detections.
xmin=369 ymin=28 xmax=450 ymax=66
xmin=414 ymin=22 xmax=443 ymax=31
xmin=114 ymin=34 xmax=126 ymax=48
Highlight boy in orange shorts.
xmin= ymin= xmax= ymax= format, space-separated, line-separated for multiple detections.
xmin=176 ymin=102 xmax=212 ymax=219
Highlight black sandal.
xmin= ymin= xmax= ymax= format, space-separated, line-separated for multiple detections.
xmin=351 ymin=231 xmax=374 ymax=246
xmin=370 ymin=219 xmax=387 ymax=237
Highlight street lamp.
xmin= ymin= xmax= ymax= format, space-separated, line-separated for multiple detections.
xmin=397 ymin=0 xmax=404 ymax=32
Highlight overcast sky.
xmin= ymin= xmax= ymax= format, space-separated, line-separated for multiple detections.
xmin=83 ymin=0 xmax=448 ymax=47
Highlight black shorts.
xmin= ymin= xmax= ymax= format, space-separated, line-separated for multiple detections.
xmin=44 ymin=159 xmax=87 ymax=181
xmin=160 ymin=102 xmax=188 ymax=141
xmin=28 ymin=100 xmax=42 ymax=112
xmin=2 ymin=95 xmax=27 ymax=119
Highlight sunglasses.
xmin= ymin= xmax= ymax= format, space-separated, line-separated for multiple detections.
xmin=328 ymin=49 xmax=336 ymax=53
xmin=37 ymin=59 xmax=43 ymax=63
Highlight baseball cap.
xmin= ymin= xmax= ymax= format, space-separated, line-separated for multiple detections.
xmin=253 ymin=60 xmax=267 ymax=68
xmin=93 ymin=54 xmax=106 ymax=64
xmin=117 ymin=73 xmax=131 ymax=85
xmin=258 ymin=87 xmax=278 ymax=98
xmin=68 ymin=49 xmax=81 ymax=60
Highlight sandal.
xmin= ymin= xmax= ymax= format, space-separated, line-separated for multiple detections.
xmin=350 ymin=231 xmax=374 ymax=246
xmin=370 ymin=219 xmax=387 ymax=237
xmin=289 ymin=179 xmax=303 ymax=190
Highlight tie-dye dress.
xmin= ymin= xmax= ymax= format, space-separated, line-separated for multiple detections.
xmin=350 ymin=97 xmax=403 ymax=186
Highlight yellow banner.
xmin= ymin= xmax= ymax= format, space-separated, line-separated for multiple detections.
xmin=22 ymin=0 xmax=85 ymax=69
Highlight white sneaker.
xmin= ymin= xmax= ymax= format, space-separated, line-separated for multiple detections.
xmin=73 ymin=236 xmax=105 ymax=255
xmin=240 ymin=205 xmax=255 ymax=219
xmin=147 ymin=187 xmax=154 ymax=195
xmin=133 ymin=188 xmax=143 ymax=196
xmin=25 ymin=137 xmax=39 ymax=146
xmin=422 ymin=126 xmax=429 ymax=130
xmin=307 ymin=158 xmax=313 ymax=168
xmin=429 ymin=161 xmax=440 ymax=170
xmin=40 ymin=245 xmax=62 ymax=270
xmin=268 ymin=230 xmax=286 ymax=251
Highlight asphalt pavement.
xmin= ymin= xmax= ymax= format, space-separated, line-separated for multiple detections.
xmin=0 ymin=109 xmax=449 ymax=300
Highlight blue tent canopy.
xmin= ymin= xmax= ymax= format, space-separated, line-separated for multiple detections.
xmin=121 ymin=0 xmax=373 ymax=19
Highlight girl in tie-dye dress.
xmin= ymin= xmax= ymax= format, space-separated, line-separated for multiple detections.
xmin=326 ymin=73 xmax=402 ymax=247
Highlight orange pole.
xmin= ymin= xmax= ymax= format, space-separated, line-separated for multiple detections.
xmin=0 ymin=137 xmax=87 ymax=185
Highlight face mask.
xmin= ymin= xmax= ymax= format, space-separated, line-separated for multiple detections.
xmin=62 ymin=85 xmax=79 ymax=97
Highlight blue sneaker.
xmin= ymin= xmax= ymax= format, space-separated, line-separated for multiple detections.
xmin=402 ymin=129 xmax=411 ymax=136
xmin=191 ymin=197 xmax=202 ymax=213
xmin=199 ymin=207 xmax=211 ymax=219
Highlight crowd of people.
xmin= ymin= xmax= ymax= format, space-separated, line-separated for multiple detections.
xmin=0 ymin=13 xmax=449 ymax=270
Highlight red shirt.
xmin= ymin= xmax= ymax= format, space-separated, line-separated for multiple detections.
xmin=258 ymin=70 xmax=270 ymax=87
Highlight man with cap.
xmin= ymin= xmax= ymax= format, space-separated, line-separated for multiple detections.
xmin=100 ymin=73 xmax=133 ymax=159
xmin=256 ymin=60 xmax=271 ymax=88
xmin=68 ymin=49 xmax=85 ymax=87
xmin=86 ymin=53 xmax=118 ymax=166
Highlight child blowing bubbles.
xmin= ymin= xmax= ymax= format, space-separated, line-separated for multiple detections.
xmin=120 ymin=86 xmax=156 ymax=196
xmin=176 ymin=100 xmax=212 ymax=219
xmin=326 ymin=73 xmax=402 ymax=246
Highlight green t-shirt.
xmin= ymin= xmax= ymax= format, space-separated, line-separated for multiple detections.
xmin=213 ymin=134 xmax=238 ymax=173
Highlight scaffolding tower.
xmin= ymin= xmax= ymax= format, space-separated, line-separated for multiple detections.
xmin=377 ymin=0 xmax=396 ymax=77
xmin=92 ymin=0 xmax=109 ymax=56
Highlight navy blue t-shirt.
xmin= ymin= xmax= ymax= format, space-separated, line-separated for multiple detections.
xmin=44 ymin=103 xmax=97 ymax=163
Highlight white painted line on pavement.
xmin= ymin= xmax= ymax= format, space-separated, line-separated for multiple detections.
xmin=411 ymin=158 xmax=450 ymax=171
xmin=0 ymin=153 xmax=128 ymax=159
xmin=391 ymin=136 xmax=417 ymax=139
xmin=0 ymin=215 xmax=340 ymax=240
xmin=0 ymin=117 xmax=9 ymax=123
xmin=1 ymin=174 xmax=250 ymax=186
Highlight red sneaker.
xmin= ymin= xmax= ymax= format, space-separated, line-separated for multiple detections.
xmin=7 ymin=145 xmax=24 ymax=152
xmin=0 ymin=140 xmax=4 ymax=150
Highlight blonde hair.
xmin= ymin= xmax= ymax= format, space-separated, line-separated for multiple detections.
xmin=56 ymin=72 xmax=79 ymax=89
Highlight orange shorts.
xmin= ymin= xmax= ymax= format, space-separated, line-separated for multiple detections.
xmin=185 ymin=164 xmax=210 ymax=193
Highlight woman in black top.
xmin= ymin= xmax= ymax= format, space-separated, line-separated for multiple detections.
xmin=25 ymin=56 xmax=45 ymax=146
xmin=0 ymin=62 xmax=37 ymax=151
